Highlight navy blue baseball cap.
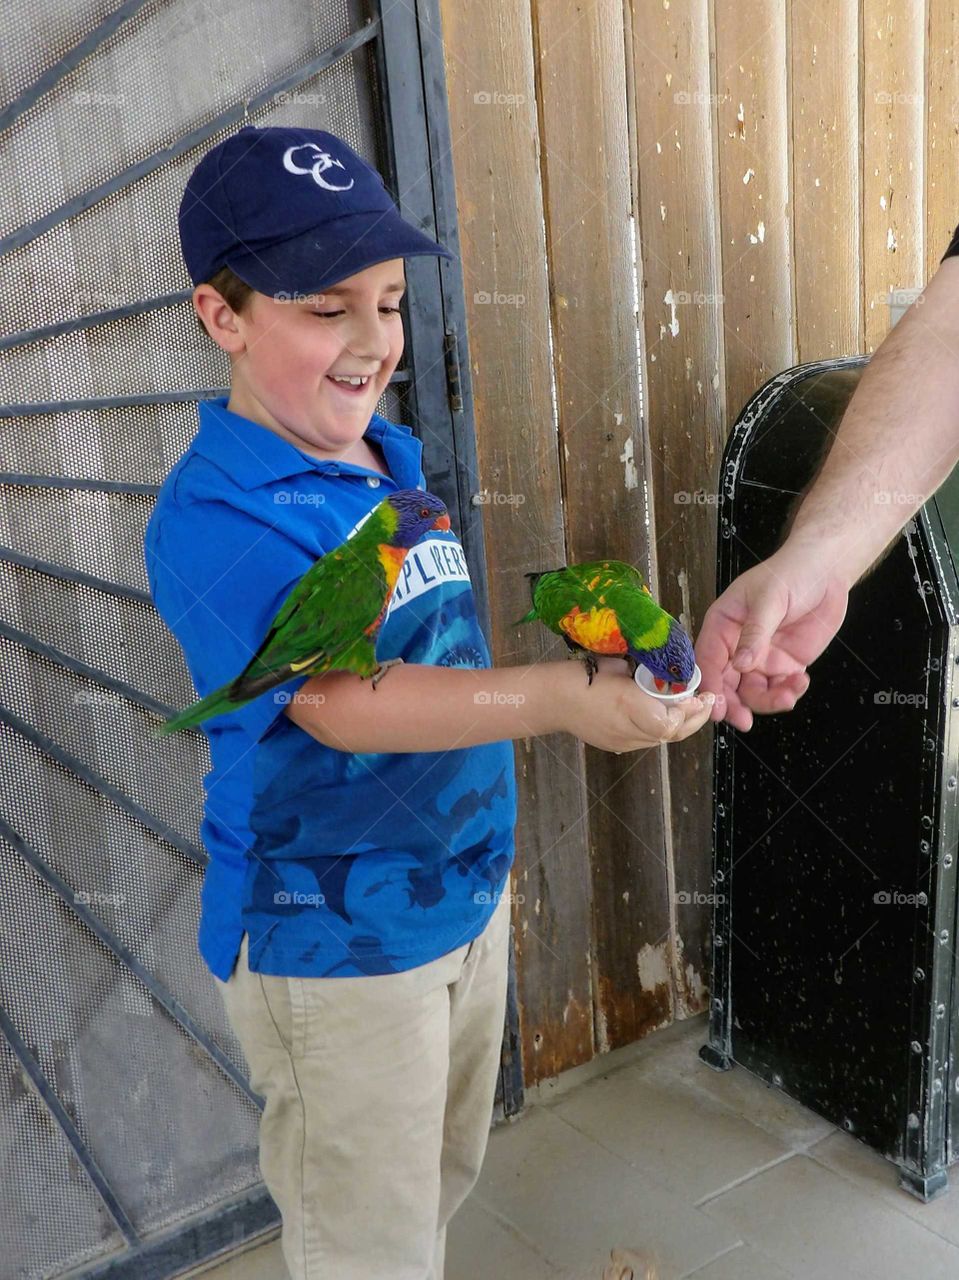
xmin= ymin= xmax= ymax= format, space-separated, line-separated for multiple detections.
xmin=178 ymin=124 xmax=455 ymax=297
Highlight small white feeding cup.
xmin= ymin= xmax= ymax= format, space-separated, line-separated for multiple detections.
xmin=634 ymin=661 xmax=702 ymax=702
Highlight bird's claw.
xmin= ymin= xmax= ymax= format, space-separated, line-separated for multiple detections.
xmin=370 ymin=656 xmax=405 ymax=689
xmin=584 ymin=654 xmax=599 ymax=686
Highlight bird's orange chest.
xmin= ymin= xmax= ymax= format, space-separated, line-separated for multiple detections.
xmin=560 ymin=603 xmax=628 ymax=654
xmin=360 ymin=544 xmax=409 ymax=638
xmin=378 ymin=543 xmax=407 ymax=589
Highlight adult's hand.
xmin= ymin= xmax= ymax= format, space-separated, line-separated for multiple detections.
xmin=692 ymin=259 xmax=959 ymax=729
xmin=694 ymin=540 xmax=851 ymax=730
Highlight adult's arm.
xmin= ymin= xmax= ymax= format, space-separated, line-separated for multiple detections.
xmin=696 ymin=254 xmax=959 ymax=730
xmin=786 ymin=255 xmax=959 ymax=583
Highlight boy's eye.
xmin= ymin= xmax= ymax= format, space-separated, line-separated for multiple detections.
xmin=310 ymin=307 xmax=403 ymax=318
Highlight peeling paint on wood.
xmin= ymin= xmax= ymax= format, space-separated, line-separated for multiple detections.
xmin=619 ymin=436 xmax=639 ymax=490
xmin=636 ymin=941 xmax=670 ymax=992
xmin=676 ymin=567 xmax=692 ymax=632
xmin=597 ymin=972 xmax=672 ymax=1046
xmin=662 ymin=289 xmax=680 ymax=336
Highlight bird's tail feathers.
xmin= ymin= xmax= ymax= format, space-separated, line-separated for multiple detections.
xmin=153 ymin=685 xmax=244 ymax=737
xmin=153 ymin=657 xmax=301 ymax=737
xmin=514 ymin=565 xmax=563 ymax=626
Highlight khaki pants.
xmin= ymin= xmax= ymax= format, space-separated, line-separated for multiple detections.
xmin=213 ymin=887 xmax=512 ymax=1279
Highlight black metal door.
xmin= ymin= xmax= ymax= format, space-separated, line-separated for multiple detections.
xmin=701 ymin=356 xmax=959 ymax=1203
xmin=0 ymin=2 xmax=522 ymax=1275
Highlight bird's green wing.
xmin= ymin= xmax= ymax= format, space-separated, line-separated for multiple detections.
xmin=576 ymin=560 xmax=648 ymax=594
xmin=531 ymin=561 xmax=648 ymax=629
xmin=601 ymin=574 xmax=674 ymax=651
xmin=155 ymin=535 xmax=394 ymax=736
xmin=242 ymin=541 xmax=389 ymax=682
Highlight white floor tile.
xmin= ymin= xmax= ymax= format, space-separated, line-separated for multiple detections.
xmin=808 ymin=1128 xmax=959 ymax=1243
xmin=682 ymin=1240 xmax=797 ymax=1278
xmin=551 ymin=1066 xmax=789 ymax=1203
xmin=179 ymin=1018 xmax=959 ymax=1280
xmin=700 ymin=1152 xmax=959 ymax=1279
xmin=446 ymin=1195 xmax=566 ymax=1278
xmin=473 ymin=1104 xmax=742 ymax=1277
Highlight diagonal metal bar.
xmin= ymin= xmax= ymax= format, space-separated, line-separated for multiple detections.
xmin=1 ymin=21 xmax=381 ymax=256
xmin=0 ymin=816 xmax=264 ymax=1110
xmin=0 ymin=474 xmax=159 ymax=495
xmin=0 ymin=619 xmax=176 ymax=719
xmin=0 ymin=370 xmax=411 ymax=419
xmin=0 ymin=291 xmax=193 ymax=351
xmin=0 ymin=0 xmax=154 ymax=135
xmin=0 ymin=705 xmax=206 ymax=865
xmin=0 ymin=546 xmax=153 ymax=606
xmin=0 ymin=391 xmax=231 ymax=418
xmin=0 ymin=999 xmax=139 ymax=1245
xmin=64 ymin=1186 xmax=279 ymax=1279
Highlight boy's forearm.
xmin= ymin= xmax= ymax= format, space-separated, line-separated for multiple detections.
xmin=782 ymin=257 xmax=959 ymax=588
xmin=284 ymin=662 xmax=563 ymax=753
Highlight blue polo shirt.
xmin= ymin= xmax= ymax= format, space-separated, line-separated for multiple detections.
xmin=143 ymin=396 xmax=516 ymax=980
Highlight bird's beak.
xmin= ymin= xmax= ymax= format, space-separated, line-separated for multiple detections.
xmin=653 ymin=676 xmax=687 ymax=694
xmin=432 ymin=513 xmax=451 ymax=532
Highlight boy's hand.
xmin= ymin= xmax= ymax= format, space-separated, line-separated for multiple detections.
xmin=550 ymin=655 xmax=715 ymax=753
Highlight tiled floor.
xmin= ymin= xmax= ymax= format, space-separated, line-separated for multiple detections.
xmin=186 ymin=1013 xmax=959 ymax=1279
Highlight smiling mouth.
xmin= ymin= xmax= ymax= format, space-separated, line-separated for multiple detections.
xmin=326 ymin=375 xmax=374 ymax=396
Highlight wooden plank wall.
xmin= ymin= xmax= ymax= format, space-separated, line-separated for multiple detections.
xmin=437 ymin=0 xmax=959 ymax=1087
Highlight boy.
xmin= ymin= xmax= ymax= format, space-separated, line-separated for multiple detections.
xmin=144 ymin=125 xmax=713 ymax=1279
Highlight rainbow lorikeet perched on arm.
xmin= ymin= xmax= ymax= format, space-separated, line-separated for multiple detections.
xmin=513 ymin=559 xmax=695 ymax=692
xmin=153 ymin=489 xmax=450 ymax=736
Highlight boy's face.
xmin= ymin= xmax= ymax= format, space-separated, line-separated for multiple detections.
xmin=200 ymin=258 xmax=407 ymax=459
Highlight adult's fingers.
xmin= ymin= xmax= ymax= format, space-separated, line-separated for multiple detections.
xmin=738 ymin=669 xmax=810 ymax=713
xmin=694 ymin=601 xmax=741 ymax=699
xmin=720 ymin=670 xmax=810 ymax=730
xmin=730 ymin=594 xmax=790 ymax=672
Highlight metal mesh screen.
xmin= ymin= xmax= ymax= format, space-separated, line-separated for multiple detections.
xmin=1 ymin=1025 xmax=120 ymax=1276
xmin=0 ymin=0 xmax=408 ymax=1274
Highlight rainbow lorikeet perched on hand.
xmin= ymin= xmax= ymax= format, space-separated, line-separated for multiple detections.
xmin=154 ymin=489 xmax=450 ymax=736
xmin=514 ymin=559 xmax=695 ymax=692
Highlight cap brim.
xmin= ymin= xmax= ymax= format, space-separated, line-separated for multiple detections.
xmin=224 ymin=209 xmax=456 ymax=298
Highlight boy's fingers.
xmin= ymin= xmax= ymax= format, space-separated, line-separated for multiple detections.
xmin=676 ymin=692 xmax=714 ymax=719
xmin=671 ymin=693 xmax=716 ymax=739
xmin=661 ymin=692 xmax=714 ymax=739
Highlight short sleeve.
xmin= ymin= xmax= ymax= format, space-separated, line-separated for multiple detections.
xmin=146 ymin=497 xmax=322 ymax=743
xmin=940 ymin=222 xmax=959 ymax=265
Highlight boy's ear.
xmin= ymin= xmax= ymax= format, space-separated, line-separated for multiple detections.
xmin=192 ymin=287 xmax=213 ymax=339
xmin=193 ymin=284 xmax=244 ymax=355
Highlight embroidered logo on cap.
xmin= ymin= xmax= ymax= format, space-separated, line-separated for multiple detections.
xmin=282 ymin=143 xmax=355 ymax=192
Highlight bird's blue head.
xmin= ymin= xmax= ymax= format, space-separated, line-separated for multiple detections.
xmin=642 ymin=620 xmax=696 ymax=692
xmin=386 ymin=489 xmax=451 ymax=548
